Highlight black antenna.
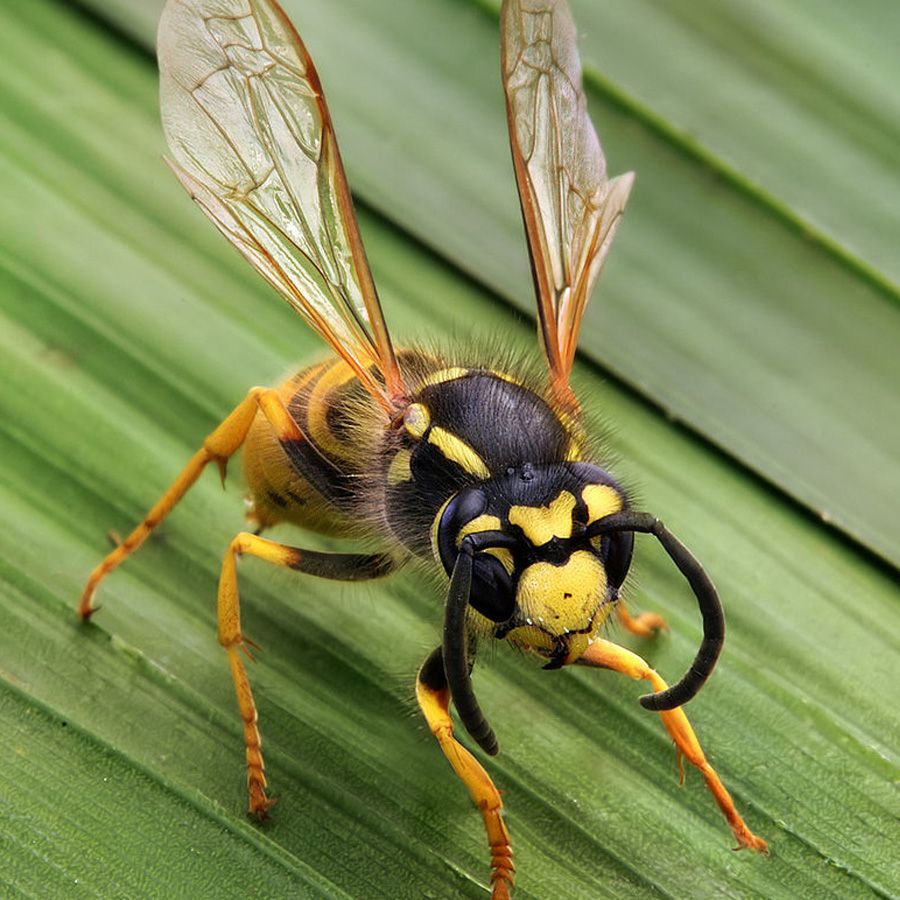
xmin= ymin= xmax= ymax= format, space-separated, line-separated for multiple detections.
xmin=442 ymin=531 xmax=517 ymax=754
xmin=589 ymin=511 xmax=725 ymax=710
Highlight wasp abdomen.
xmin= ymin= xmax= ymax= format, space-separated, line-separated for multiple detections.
xmin=243 ymin=358 xmax=384 ymax=534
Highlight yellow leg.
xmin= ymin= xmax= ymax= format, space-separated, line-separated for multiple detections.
xmin=416 ymin=650 xmax=514 ymax=899
xmin=616 ymin=601 xmax=667 ymax=638
xmin=579 ymin=639 xmax=767 ymax=853
xmin=219 ymin=532 xmax=399 ymax=817
xmin=79 ymin=387 xmax=304 ymax=619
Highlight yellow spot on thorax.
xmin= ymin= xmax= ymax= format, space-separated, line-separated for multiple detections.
xmin=551 ymin=405 xmax=587 ymax=461
xmin=565 ymin=432 xmax=588 ymax=461
xmin=508 ymin=491 xmax=576 ymax=545
xmin=387 ymin=449 xmax=412 ymax=485
xmin=582 ymin=484 xmax=623 ymax=522
xmin=403 ymin=403 xmax=430 ymax=438
xmin=487 ymin=369 xmax=521 ymax=385
xmin=428 ymin=427 xmax=491 ymax=479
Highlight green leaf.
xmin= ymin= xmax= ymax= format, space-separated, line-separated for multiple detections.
xmin=76 ymin=0 xmax=900 ymax=566
xmin=1 ymin=2 xmax=898 ymax=899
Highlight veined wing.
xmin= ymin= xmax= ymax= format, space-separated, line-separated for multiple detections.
xmin=501 ymin=0 xmax=634 ymax=409
xmin=158 ymin=0 xmax=404 ymax=409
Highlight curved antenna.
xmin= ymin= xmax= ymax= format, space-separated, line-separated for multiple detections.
xmin=443 ymin=531 xmax=518 ymax=755
xmin=588 ymin=511 xmax=725 ymax=710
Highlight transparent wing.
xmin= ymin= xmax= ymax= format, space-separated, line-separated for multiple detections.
xmin=158 ymin=0 xmax=404 ymax=408
xmin=501 ymin=0 xmax=634 ymax=407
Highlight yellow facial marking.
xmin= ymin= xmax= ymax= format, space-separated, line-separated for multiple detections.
xmin=454 ymin=513 xmax=514 ymax=574
xmin=428 ymin=426 xmax=491 ymax=478
xmin=403 ymin=403 xmax=431 ymax=439
xmin=494 ymin=624 xmax=597 ymax=666
xmin=456 ymin=514 xmax=502 ymax=546
xmin=420 ymin=367 xmax=469 ymax=387
xmin=503 ymin=624 xmax=555 ymax=654
xmin=507 ymin=551 xmax=609 ymax=660
xmin=485 ymin=547 xmax=514 ymax=575
xmin=508 ymin=491 xmax=576 ymax=546
xmin=430 ymin=496 xmax=453 ymax=560
xmin=387 ymin=449 xmax=412 ymax=485
xmin=515 ymin=551 xmax=605 ymax=630
xmin=583 ymin=484 xmax=623 ymax=523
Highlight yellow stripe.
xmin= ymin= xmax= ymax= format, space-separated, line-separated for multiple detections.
xmin=420 ymin=367 xmax=469 ymax=387
xmin=306 ymin=360 xmax=359 ymax=463
xmin=456 ymin=514 xmax=502 ymax=546
xmin=554 ymin=406 xmax=586 ymax=461
xmin=456 ymin=514 xmax=514 ymax=574
xmin=285 ymin=359 xmax=329 ymax=396
xmin=485 ymin=547 xmax=515 ymax=575
xmin=428 ymin=426 xmax=491 ymax=478
xmin=565 ymin=434 xmax=586 ymax=461
xmin=508 ymin=491 xmax=576 ymax=546
xmin=488 ymin=369 xmax=521 ymax=386
xmin=430 ymin=495 xmax=453 ymax=561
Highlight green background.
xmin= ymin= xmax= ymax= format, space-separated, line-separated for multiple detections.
xmin=0 ymin=1 xmax=897 ymax=897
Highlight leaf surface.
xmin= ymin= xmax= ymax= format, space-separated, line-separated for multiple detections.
xmin=1 ymin=2 xmax=898 ymax=899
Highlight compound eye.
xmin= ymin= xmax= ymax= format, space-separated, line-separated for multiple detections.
xmin=604 ymin=530 xmax=634 ymax=591
xmin=436 ymin=488 xmax=488 ymax=574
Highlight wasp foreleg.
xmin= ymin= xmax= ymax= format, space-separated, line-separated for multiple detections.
xmin=219 ymin=532 xmax=399 ymax=817
xmin=578 ymin=639 xmax=767 ymax=852
xmin=79 ymin=386 xmax=304 ymax=619
xmin=416 ymin=648 xmax=514 ymax=900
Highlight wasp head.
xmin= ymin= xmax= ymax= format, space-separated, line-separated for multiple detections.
xmin=435 ymin=462 xmax=633 ymax=667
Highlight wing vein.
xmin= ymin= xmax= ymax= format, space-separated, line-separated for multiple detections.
xmin=501 ymin=0 xmax=633 ymax=408
xmin=158 ymin=0 xmax=405 ymax=412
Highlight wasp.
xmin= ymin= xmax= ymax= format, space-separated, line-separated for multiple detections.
xmin=80 ymin=0 xmax=767 ymax=894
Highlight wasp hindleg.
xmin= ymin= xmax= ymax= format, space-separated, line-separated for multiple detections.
xmin=578 ymin=639 xmax=768 ymax=852
xmin=416 ymin=648 xmax=515 ymax=900
xmin=79 ymin=386 xmax=304 ymax=619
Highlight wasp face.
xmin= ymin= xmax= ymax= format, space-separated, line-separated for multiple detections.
xmin=435 ymin=462 xmax=634 ymax=667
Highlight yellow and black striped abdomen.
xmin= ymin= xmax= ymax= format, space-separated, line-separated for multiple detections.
xmin=243 ymin=358 xmax=383 ymax=534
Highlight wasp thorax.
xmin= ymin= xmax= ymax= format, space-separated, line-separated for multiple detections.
xmin=434 ymin=462 xmax=636 ymax=667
